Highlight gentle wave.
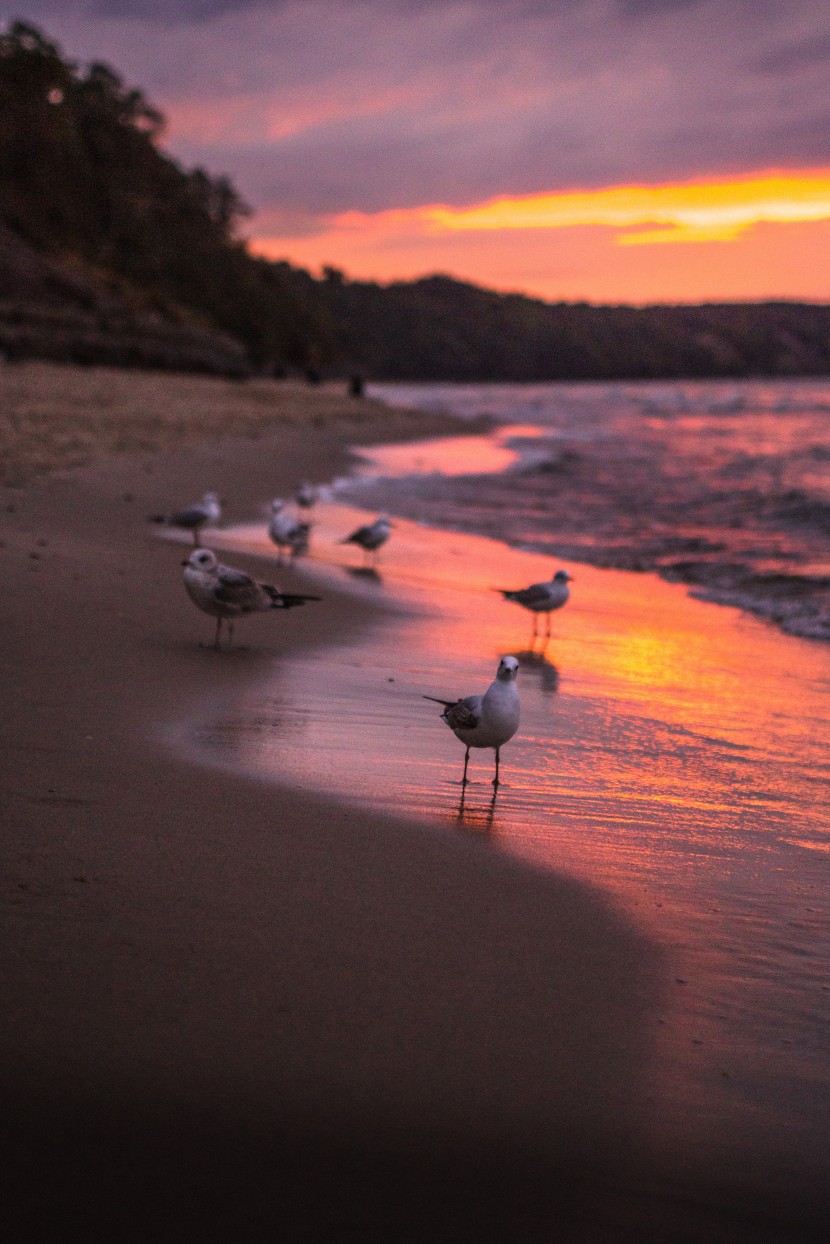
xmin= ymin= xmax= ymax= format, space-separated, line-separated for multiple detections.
xmin=347 ymin=379 xmax=830 ymax=641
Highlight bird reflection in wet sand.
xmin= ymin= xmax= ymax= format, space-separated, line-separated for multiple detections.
xmin=454 ymin=786 xmax=498 ymax=835
xmin=344 ymin=565 xmax=383 ymax=584
xmin=515 ymin=649 xmax=560 ymax=693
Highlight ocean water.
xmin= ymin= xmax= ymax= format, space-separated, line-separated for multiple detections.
xmin=347 ymin=378 xmax=830 ymax=642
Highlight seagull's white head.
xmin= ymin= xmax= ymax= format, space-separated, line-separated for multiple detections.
xmin=184 ymin=548 xmax=218 ymax=571
xmin=553 ymin=569 xmax=572 ymax=582
xmin=497 ymin=655 xmax=520 ymax=681
xmin=271 ymin=498 xmax=285 ymax=513
xmin=203 ymin=492 xmax=220 ymax=505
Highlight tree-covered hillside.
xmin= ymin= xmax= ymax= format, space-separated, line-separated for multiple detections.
xmin=2 ymin=20 xmax=830 ymax=381
xmin=0 ymin=21 xmax=329 ymax=371
xmin=309 ymin=271 xmax=830 ymax=381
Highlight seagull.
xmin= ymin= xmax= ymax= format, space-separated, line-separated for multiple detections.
xmin=340 ymin=514 xmax=392 ymax=565
xmin=424 ymin=655 xmax=520 ymax=789
xmin=150 ymin=491 xmax=221 ymax=545
xmin=296 ymin=480 xmax=317 ymax=510
xmin=182 ymin=548 xmax=320 ymax=650
xmin=268 ymin=499 xmax=311 ymax=563
xmin=497 ymin=569 xmax=572 ymax=638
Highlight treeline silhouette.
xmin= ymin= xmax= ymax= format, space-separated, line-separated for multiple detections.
xmin=0 ymin=21 xmax=327 ymax=373
xmin=2 ymin=20 xmax=830 ymax=381
xmin=304 ymin=269 xmax=830 ymax=381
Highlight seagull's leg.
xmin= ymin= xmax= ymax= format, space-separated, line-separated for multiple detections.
xmin=192 ymin=528 xmax=199 ymax=546
xmin=545 ymin=612 xmax=552 ymax=638
xmin=227 ymin=620 xmax=235 ymax=651
xmin=213 ymin=617 xmax=222 ymax=650
xmin=462 ymin=747 xmax=470 ymax=786
xmin=493 ymin=748 xmax=501 ymax=790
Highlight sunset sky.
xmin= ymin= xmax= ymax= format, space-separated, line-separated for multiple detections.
xmin=9 ymin=0 xmax=830 ymax=304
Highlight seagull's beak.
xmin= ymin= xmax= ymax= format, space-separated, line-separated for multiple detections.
xmin=181 ymin=559 xmax=189 ymax=566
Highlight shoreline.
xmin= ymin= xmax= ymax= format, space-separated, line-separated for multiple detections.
xmin=2 ymin=366 xmax=827 ymax=1239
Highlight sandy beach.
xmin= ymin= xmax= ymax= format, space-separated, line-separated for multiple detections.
xmin=1 ymin=363 xmax=827 ymax=1241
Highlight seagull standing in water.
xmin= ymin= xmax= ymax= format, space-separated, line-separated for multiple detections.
xmin=182 ymin=548 xmax=319 ymax=650
xmin=424 ymin=655 xmax=520 ymax=789
xmin=268 ymin=499 xmax=311 ymax=563
xmin=498 ymin=569 xmax=572 ymax=639
xmin=150 ymin=491 xmax=221 ymax=545
xmin=340 ymin=514 xmax=392 ymax=565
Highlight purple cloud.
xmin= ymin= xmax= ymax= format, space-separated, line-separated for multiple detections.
xmin=7 ymin=0 xmax=830 ymax=230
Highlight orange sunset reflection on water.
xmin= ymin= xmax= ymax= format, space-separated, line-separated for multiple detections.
xmin=207 ymin=499 xmax=828 ymax=881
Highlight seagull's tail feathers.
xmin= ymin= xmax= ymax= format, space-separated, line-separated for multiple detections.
xmin=495 ymin=588 xmax=518 ymax=600
xmin=263 ymin=587 xmax=321 ymax=609
xmin=423 ymin=694 xmax=456 ymax=708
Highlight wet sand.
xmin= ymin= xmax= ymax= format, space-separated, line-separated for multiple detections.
xmin=1 ymin=365 xmax=827 ymax=1240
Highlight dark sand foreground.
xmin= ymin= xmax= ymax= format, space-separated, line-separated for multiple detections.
xmin=1 ymin=366 xmax=825 ymax=1240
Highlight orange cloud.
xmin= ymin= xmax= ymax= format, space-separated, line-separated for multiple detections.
xmin=334 ymin=169 xmax=830 ymax=245
xmin=249 ymin=169 xmax=830 ymax=304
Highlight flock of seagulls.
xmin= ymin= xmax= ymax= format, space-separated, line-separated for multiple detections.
xmin=151 ymin=481 xmax=573 ymax=791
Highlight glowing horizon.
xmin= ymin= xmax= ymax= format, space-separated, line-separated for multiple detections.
xmin=248 ymin=167 xmax=830 ymax=305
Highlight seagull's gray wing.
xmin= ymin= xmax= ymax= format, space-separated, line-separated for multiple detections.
xmin=213 ymin=565 xmax=265 ymax=609
xmin=151 ymin=504 xmax=205 ymax=527
xmin=506 ymin=582 xmax=550 ymax=605
xmin=343 ymin=524 xmax=371 ymax=544
xmin=170 ymin=504 xmax=208 ymax=527
xmin=443 ymin=695 xmax=481 ymax=731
